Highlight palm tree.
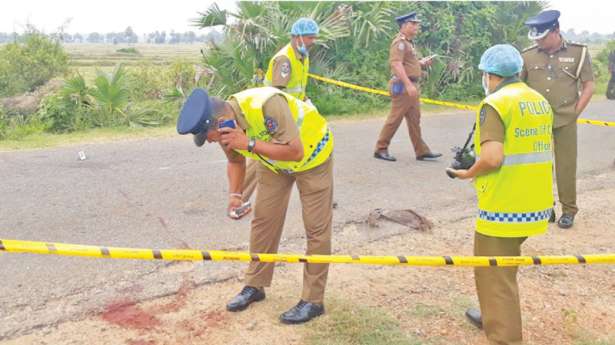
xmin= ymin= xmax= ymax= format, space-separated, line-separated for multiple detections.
xmin=89 ymin=64 xmax=129 ymax=124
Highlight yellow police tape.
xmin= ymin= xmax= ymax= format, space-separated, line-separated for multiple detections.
xmin=1 ymin=239 xmax=614 ymax=267
xmin=308 ymin=73 xmax=615 ymax=127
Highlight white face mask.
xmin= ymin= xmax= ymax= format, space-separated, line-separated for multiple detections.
xmin=482 ymin=73 xmax=490 ymax=96
xmin=297 ymin=36 xmax=309 ymax=57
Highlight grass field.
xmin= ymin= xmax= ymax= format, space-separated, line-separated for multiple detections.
xmin=64 ymin=43 xmax=202 ymax=81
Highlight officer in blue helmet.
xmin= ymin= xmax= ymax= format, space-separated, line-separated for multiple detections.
xmin=235 ymin=18 xmax=321 ymax=213
xmin=373 ymin=11 xmax=441 ymax=162
xmin=449 ymin=44 xmax=554 ymax=345
xmin=521 ymin=10 xmax=595 ymax=229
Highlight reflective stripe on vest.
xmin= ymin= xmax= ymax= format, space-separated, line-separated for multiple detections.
xmin=264 ymin=44 xmax=309 ymax=100
xmin=501 ymin=151 xmax=552 ymax=166
xmin=478 ymin=209 xmax=552 ymax=223
xmin=230 ymin=87 xmax=333 ymax=173
xmin=474 ymin=82 xmax=554 ymax=238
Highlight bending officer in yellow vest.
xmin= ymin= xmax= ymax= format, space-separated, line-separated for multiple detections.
xmin=177 ymin=86 xmax=334 ymax=324
xmin=447 ymin=44 xmax=554 ymax=345
xmin=238 ymin=18 xmax=320 ymax=217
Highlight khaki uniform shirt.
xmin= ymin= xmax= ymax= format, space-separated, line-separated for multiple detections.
xmin=270 ymin=45 xmax=304 ymax=88
xmin=389 ymin=33 xmax=422 ymax=80
xmin=521 ymin=38 xmax=594 ymax=127
xmin=229 ymin=95 xmax=299 ymax=145
xmin=608 ymin=51 xmax=615 ymax=72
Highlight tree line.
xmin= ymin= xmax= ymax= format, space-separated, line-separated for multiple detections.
xmin=0 ymin=27 xmax=224 ymax=45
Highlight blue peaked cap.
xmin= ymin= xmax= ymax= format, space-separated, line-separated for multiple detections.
xmin=177 ymin=88 xmax=214 ymax=135
xmin=291 ymin=18 xmax=319 ymax=36
xmin=478 ymin=44 xmax=524 ymax=77
xmin=396 ymin=12 xmax=421 ymax=25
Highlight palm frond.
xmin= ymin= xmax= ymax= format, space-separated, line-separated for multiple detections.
xmin=193 ymin=3 xmax=227 ymax=28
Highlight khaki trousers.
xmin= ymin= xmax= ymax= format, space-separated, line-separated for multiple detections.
xmin=553 ymin=121 xmax=578 ymax=215
xmin=375 ymin=81 xmax=431 ymax=157
xmin=474 ymin=232 xmax=527 ymax=345
xmin=245 ymin=158 xmax=333 ymax=304
xmin=241 ymin=159 xmax=258 ymax=201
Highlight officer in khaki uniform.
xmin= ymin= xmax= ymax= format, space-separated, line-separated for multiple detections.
xmin=178 ymin=86 xmax=333 ymax=324
xmin=374 ymin=11 xmax=441 ymax=162
xmin=238 ymin=18 xmax=319 ymax=213
xmin=521 ymin=10 xmax=595 ymax=229
xmin=449 ymin=44 xmax=554 ymax=345
xmin=607 ymin=49 xmax=615 ymax=100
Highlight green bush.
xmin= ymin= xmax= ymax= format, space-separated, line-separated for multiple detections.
xmin=116 ymin=47 xmax=140 ymax=55
xmin=0 ymin=32 xmax=68 ymax=97
xmin=37 ymin=93 xmax=93 ymax=133
xmin=0 ymin=106 xmax=7 ymax=139
xmin=125 ymin=63 xmax=169 ymax=100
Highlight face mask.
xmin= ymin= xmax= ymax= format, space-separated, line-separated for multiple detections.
xmin=482 ymin=73 xmax=490 ymax=96
xmin=297 ymin=37 xmax=309 ymax=57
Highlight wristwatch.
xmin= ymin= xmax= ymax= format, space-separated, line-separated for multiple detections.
xmin=247 ymin=138 xmax=256 ymax=153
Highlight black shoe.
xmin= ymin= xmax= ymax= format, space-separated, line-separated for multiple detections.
xmin=549 ymin=209 xmax=556 ymax=223
xmin=374 ymin=151 xmax=397 ymax=162
xmin=226 ymin=286 xmax=265 ymax=312
xmin=465 ymin=308 xmax=483 ymax=329
xmin=280 ymin=300 xmax=324 ymax=324
xmin=558 ymin=213 xmax=575 ymax=229
xmin=416 ymin=152 xmax=442 ymax=161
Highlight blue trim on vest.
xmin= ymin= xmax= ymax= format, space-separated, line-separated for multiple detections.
xmin=306 ymin=129 xmax=331 ymax=164
xmin=478 ymin=209 xmax=552 ymax=223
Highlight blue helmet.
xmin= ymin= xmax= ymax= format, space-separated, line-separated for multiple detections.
xmin=478 ymin=44 xmax=524 ymax=77
xmin=291 ymin=18 xmax=319 ymax=36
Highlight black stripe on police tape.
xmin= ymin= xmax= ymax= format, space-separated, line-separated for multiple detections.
xmin=0 ymin=242 xmax=597 ymax=266
xmin=576 ymin=255 xmax=587 ymax=264
xmin=201 ymin=251 xmax=212 ymax=261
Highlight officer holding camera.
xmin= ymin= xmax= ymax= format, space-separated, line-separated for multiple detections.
xmin=447 ymin=44 xmax=553 ymax=345
xmin=178 ymin=86 xmax=334 ymax=325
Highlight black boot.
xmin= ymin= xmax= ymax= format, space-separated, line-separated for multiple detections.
xmin=280 ymin=300 xmax=324 ymax=324
xmin=557 ymin=213 xmax=575 ymax=229
xmin=226 ymin=286 xmax=265 ymax=312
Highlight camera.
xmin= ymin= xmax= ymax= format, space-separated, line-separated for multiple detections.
xmin=447 ymin=146 xmax=476 ymax=178
xmin=446 ymin=125 xmax=476 ymax=179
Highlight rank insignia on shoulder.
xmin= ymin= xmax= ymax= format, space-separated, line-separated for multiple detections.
xmin=280 ymin=62 xmax=290 ymax=78
xmin=264 ymin=115 xmax=279 ymax=134
xmin=479 ymin=107 xmax=487 ymax=125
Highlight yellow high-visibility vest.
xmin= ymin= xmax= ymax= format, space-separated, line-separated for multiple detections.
xmin=474 ymin=82 xmax=554 ymax=238
xmin=264 ymin=43 xmax=309 ymax=100
xmin=231 ymin=87 xmax=333 ymax=173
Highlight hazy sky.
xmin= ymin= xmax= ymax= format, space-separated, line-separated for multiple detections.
xmin=2 ymin=1 xmax=614 ymax=35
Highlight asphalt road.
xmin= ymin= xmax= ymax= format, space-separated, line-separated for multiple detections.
xmin=1 ymin=100 xmax=614 ymax=339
